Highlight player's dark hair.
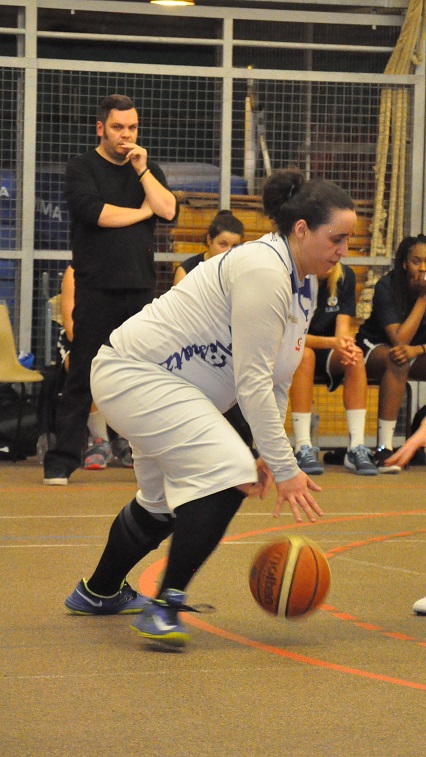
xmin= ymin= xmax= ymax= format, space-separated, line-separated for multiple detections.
xmin=204 ymin=210 xmax=244 ymax=244
xmin=97 ymin=94 xmax=135 ymax=124
xmin=263 ymin=167 xmax=354 ymax=237
xmin=393 ymin=233 xmax=426 ymax=319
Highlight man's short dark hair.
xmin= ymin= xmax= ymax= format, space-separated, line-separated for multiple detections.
xmin=97 ymin=94 xmax=136 ymax=124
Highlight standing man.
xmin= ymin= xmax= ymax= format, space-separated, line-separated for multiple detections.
xmin=43 ymin=94 xmax=178 ymax=485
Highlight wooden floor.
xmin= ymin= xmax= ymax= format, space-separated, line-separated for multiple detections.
xmin=1 ymin=458 xmax=425 ymax=757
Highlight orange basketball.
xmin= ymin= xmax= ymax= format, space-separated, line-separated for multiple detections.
xmin=249 ymin=535 xmax=331 ymax=619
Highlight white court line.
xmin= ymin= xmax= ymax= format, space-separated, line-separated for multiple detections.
xmin=0 ymin=514 xmax=125 ymax=519
xmin=0 ymin=543 xmax=104 ymax=548
xmin=1 ymin=538 xmax=425 ymax=549
xmin=334 ymin=555 xmax=424 ymax=575
xmin=5 ymin=666 xmax=270 ymax=681
xmin=0 ymin=511 xmax=424 ymax=519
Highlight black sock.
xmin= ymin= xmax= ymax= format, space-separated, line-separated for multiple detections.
xmin=157 ymin=488 xmax=245 ymax=595
xmin=87 ymin=498 xmax=173 ymax=595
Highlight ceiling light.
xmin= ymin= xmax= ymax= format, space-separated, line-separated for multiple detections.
xmin=150 ymin=1 xmax=195 ymax=6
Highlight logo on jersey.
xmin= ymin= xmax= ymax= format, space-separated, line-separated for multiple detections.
xmin=160 ymin=339 xmax=233 ymax=372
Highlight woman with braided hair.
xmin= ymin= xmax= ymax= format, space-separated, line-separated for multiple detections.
xmin=356 ymin=233 xmax=426 ymax=472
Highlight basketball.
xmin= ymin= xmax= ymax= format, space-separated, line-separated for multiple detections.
xmin=249 ymin=535 xmax=331 ymax=619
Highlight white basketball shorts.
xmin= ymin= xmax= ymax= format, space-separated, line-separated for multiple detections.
xmin=91 ymin=346 xmax=257 ymax=513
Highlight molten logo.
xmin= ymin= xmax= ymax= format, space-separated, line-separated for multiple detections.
xmin=263 ymin=551 xmax=281 ymax=606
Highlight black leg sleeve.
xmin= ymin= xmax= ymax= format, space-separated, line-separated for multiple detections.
xmin=157 ymin=487 xmax=245 ymax=595
xmin=87 ymin=498 xmax=173 ymax=595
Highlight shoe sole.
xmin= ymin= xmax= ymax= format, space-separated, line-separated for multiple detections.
xmin=43 ymin=477 xmax=68 ymax=486
xmin=344 ymin=462 xmax=378 ymax=476
xmin=299 ymin=468 xmax=324 ymax=475
xmin=65 ymin=605 xmax=145 ymax=615
xmin=65 ymin=607 xmax=94 ymax=615
xmin=115 ymin=606 xmax=147 ymax=614
xmin=349 ymin=469 xmax=378 ymax=476
xmin=377 ymin=464 xmax=401 ymax=474
xmin=131 ymin=625 xmax=190 ymax=648
xmin=84 ymin=463 xmax=107 ymax=470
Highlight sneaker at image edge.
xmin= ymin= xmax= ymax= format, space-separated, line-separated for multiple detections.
xmin=373 ymin=446 xmax=401 ymax=474
xmin=344 ymin=445 xmax=378 ymax=476
xmin=65 ymin=578 xmax=148 ymax=615
xmin=295 ymin=445 xmax=324 ymax=475
xmin=413 ymin=596 xmax=426 ymax=615
xmin=131 ymin=588 xmax=191 ymax=648
xmin=83 ymin=438 xmax=113 ymax=470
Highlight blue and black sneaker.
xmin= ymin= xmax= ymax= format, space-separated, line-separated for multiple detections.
xmin=295 ymin=445 xmax=324 ymax=475
xmin=344 ymin=445 xmax=378 ymax=476
xmin=131 ymin=588 xmax=191 ymax=648
xmin=65 ymin=578 xmax=148 ymax=615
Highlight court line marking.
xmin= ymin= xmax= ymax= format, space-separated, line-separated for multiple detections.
xmin=2 ymin=510 xmax=425 ymax=550
xmin=0 ymin=510 xmax=425 ymax=520
xmin=334 ymin=555 xmax=423 ymax=575
xmin=221 ymin=509 xmax=426 ymax=542
xmin=138 ymin=516 xmax=426 ymax=690
xmin=1 ymin=538 xmax=425 ymax=550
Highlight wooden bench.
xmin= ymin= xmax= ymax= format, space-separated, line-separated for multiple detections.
xmin=169 ymin=193 xmax=374 ymax=299
xmin=310 ymin=375 xmax=412 ymax=445
xmin=170 ymin=191 xmax=273 ymax=256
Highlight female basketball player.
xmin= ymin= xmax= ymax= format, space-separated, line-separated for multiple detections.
xmin=64 ymin=167 xmax=357 ymax=647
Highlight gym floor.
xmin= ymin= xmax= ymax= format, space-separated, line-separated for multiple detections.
xmin=1 ymin=458 xmax=425 ymax=756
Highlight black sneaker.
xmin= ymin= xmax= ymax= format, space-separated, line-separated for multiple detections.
xmin=111 ymin=437 xmax=134 ymax=468
xmin=43 ymin=466 xmax=68 ymax=486
xmin=373 ymin=446 xmax=401 ymax=474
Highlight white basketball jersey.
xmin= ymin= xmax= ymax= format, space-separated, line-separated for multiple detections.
xmin=109 ymin=232 xmax=317 ymax=481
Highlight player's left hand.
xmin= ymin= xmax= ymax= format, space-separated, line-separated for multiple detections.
xmin=274 ymin=471 xmax=323 ymax=523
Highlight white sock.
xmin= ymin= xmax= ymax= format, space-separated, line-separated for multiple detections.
xmin=378 ymin=419 xmax=396 ymax=451
xmin=87 ymin=410 xmax=109 ymax=442
xmin=346 ymin=409 xmax=366 ymax=450
xmin=291 ymin=412 xmax=312 ymax=454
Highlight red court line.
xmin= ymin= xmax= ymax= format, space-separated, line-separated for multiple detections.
xmin=324 ymin=527 xmax=426 ymax=558
xmin=138 ymin=559 xmax=426 ymax=691
xmin=182 ymin=615 xmax=426 ymax=691
xmin=318 ymin=528 xmax=426 ymax=648
xmin=138 ymin=513 xmax=426 ymax=690
xmin=221 ymin=510 xmax=426 ymax=543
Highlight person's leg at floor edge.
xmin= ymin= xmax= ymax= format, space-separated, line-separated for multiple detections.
xmin=131 ymin=487 xmax=246 ymax=647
